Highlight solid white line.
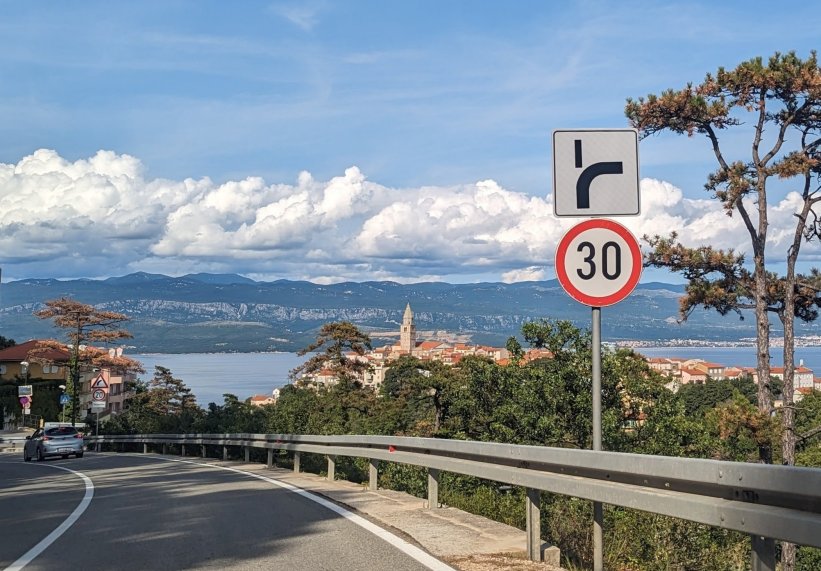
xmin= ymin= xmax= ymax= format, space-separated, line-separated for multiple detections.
xmin=146 ymin=455 xmax=457 ymax=571
xmin=4 ymin=464 xmax=95 ymax=571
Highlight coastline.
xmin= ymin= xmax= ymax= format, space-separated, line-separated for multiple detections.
xmin=617 ymin=336 xmax=821 ymax=349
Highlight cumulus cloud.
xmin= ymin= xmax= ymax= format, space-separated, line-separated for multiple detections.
xmin=0 ymin=149 xmax=817 ymax=283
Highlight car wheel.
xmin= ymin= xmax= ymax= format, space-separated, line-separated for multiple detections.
xmin=61 ymin=454 xmax=69 ymax=459
xmin=23 ymin=451 xmax=31 ymax=462
xmin=76 ymin=452 xmax=84 ymax=458
xmin=37 ymin=447 xmax=45 ymax=461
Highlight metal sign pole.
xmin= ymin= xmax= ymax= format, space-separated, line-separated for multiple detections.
xmin=592 ymin=306 xmax=603 ymax=571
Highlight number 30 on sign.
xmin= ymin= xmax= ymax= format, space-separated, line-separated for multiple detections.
xmin=555 ymin=219 xmax=642 ymax=307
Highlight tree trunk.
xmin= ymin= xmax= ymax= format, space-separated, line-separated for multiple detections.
xmin=777 ymin=191 xmax=812 ymax=571
xmin=433 ymin=392 xmax=443 ymax=433
xmin=781 ymin=297 xmax=797 ymax=571
xmin=753 ymin=255 xmax=773 ymax=464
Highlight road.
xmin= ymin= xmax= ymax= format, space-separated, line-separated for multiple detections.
xmin=0 ymin=453 xmax=451 ymax=571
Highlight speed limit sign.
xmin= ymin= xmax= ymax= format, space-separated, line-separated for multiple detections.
xmin=556 ymin=219 xmax=642 ymax=306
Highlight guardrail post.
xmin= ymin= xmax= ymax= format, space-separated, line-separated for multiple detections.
xmin=369 ymin=459 xmax=379 ymax=491
xmin=593 ymin=501 xmax=603 ymax=571
xmin=244 ymin=446 xmax=250 ymax=463
xmin=162 ymin=444 xmax=167 ymax=455
xmin=267 ymin=449 xmax=274 ymax=469
xmin=526 ymin=488 xmax=542 ymax=562
xmin=223 ymin=445 xmax=228 ymax=461
xmin=751 ymin=535 xmax=776 ymax=571
xmin=294 ymin=451 xmax=301 ymax=473
xmin=427 ymin=468 xmax=440 ymax=509
xmin=201 ymin=445 xmax=206 ymax=458
xmin=143 ymin=443 xmax=147 ymax=454
xmin=181 ymin=444 xmax=186 ymax=457
xmin=327 ymin=455 xmax=336 ymax=481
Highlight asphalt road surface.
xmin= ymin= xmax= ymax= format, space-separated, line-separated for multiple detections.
xmin=0 ymin=453 xmax=449 ymax=571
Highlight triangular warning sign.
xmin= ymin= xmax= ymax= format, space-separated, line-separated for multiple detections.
xmin=91 ymin=374 xmax=108 ymax=389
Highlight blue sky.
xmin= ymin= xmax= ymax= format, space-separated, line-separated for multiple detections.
xmin=0 ymin=1 xmax=819 ymax=284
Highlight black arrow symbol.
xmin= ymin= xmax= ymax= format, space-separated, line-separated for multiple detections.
xmin=575 ymin=139 xmax=623 ymax=209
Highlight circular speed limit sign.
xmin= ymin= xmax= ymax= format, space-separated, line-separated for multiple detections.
xmin=92 ymin=388 xmax=106 ymax=401
xmin=556 ymin=219 xmax=642 ymax=307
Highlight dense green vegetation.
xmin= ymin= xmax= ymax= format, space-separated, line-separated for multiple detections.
xmin=102 ymin=319 xmax=821 ymax=570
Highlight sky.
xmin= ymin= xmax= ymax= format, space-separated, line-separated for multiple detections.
xmin=1 ymin=1 xmax=820 ymax=285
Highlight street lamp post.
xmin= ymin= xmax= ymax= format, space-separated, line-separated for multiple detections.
xmin=58 ymin=385 xmax=66 ymax=423
xmin=70 ymin=361 xmax=79 ymax=427
xmin=20 ymin=361 xmax=29 ymax=428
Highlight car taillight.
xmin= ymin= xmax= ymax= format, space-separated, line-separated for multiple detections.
xmin=42 ymin=436 xmax=50 ymax=441
xmin=74 ymin=433 xmax=83 ymax=438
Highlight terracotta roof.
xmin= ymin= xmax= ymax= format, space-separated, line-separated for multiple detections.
xmin=771 ymin=366 xmax=814 ymax=375
xmin=523 ymin=349 xmax=553 ymax=361
xmin=0 ymin=340 xmax=70 ymax=363
xmin=681 ymin=367 xmax=707 ymax=376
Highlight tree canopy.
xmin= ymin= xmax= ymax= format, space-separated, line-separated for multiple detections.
xmin=33 ymin=297 xmax=142 ymax=423
xmin=627 ymin=51 xmax=821 ymax=568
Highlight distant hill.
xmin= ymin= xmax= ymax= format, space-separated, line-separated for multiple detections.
xmin=1 ymin=273 xmax=816 ymax=353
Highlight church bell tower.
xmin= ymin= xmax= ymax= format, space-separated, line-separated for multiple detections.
xmin=399 ymin=302 xmax=416 ymax=354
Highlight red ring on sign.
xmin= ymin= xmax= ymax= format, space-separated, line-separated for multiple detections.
xmin=555 ymin=219 xmax=642 ymax=307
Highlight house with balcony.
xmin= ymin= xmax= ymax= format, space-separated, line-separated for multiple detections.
xmin=0 ymin=340 xmax=70 ymax=383
xmin=680 ymin=367 xmax=708 ymax=385
xmin=646 ymin=357 xmax=677 ymax=377
xmin=752 ymin=365 xmax=815 ymax=390
xmin=693 ymin=361 xmax=726 ymax=379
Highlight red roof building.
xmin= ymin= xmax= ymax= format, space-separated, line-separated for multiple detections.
xmin=0 ymin=340 xmax=70 ymax=382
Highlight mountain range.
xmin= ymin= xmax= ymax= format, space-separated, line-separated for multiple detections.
xmin=1 ymin=272 xmax=815 ymax=353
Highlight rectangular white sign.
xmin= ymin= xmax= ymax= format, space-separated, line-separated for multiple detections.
xmin=553 ymin=129 xmax=640 ymax=217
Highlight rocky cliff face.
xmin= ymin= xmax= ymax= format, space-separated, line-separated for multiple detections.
xmin=2 ymin=272 xmax=813 ymax=353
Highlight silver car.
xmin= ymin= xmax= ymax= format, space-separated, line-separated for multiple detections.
xmin=23 ymin=426 xmax=85 ymax=461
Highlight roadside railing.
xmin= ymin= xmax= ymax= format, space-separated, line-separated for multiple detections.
xmin=88 ymin=432 xmax=821 ymax=569
xmin=0 ymin=435 xmax=27 ymax=453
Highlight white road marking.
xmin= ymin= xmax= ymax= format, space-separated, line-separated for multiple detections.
xmin=5 ymin=463 xmax=94 ymax=571
xmin=146 ymin=455 xmax=457 ymax=571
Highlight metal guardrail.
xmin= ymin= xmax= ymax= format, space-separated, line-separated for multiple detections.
xmin=0 ymin=436 xmax=27 ymax=453
xmin=89 ymin=432 xmax=821 ymax=568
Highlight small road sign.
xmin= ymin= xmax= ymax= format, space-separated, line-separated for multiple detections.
xmin=91 ymin=401 xmax=106 ymax=412
xmin=556 ymin=219 xmax=642 ymax=306
xmin=553 ymin=129 xmax=640 ymax=217
xmin=92 ymin=388 xmax=106 ymax=402
xmin=60 ymin=394 xmax=71 ymax=405
xmin=91 ymin=375 xmax=108 ymax=389
xmin=19 ymin=396 xmax=30 ymax=406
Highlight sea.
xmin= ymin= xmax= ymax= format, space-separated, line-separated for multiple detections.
xmin=132 ymin=352 xmax=308 ymax=407
xmin=131 ymin=346 xmax=821 ymax=407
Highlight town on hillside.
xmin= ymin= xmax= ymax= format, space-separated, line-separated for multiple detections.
xmin=3 ymin=303 xmax=820 ymax=421
xmin=254 ymin=304 xmax=821 ymax=407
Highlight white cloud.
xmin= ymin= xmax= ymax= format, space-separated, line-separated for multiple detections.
xmin=502 ymin=267 xmax=547 ymax=283
xmin=1 ymin=150 xmax=818 ymax=283
xmin=271 ymin=2 xmax=324 ymax=31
